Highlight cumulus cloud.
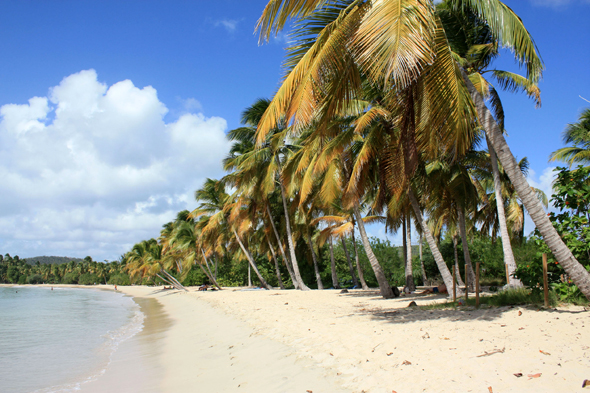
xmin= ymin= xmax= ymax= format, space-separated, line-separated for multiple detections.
xmin=0 ymin=69 xmax=231 ymax=260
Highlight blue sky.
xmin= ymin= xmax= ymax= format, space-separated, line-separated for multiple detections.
xmin=0 ymin=0 xmax=589 ymax=261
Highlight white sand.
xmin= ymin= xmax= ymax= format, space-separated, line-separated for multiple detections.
xmin=22 ymin=284 xmax=590 ymax=392
xmin=121 ymin=286 xmax=589 ymax=393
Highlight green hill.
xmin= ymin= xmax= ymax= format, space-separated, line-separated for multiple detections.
xmin=22 ymin=256 xmax=85 ymax=265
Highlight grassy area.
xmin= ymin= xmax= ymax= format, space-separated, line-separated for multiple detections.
xmin=419 ymin=288 xmax=562 ymax=310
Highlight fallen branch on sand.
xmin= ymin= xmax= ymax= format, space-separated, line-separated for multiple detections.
xmin=477 ymin=347 xmax=505 ymax=357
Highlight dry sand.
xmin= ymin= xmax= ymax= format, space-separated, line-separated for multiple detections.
xmin=31 ymin=284 xmax=590 ymax=392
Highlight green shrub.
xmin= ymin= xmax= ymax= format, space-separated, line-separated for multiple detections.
xmin=27 ymin=274 xmax=43 ymax=284
xmin=78 ymin=273 xmax=100 ymax=285
xmin=180 ymin=269 xmax=207 ymax=287
xmin=552 ymin=282 xmax=588 ymax=305
xmin=107 ymin=273 xmax=131 ymax=286
xmin=62 ymin=272 xmax=79 ymax=284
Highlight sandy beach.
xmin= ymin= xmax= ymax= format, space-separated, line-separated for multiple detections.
xmin=13 ymin=284 xmax=589 ymax=392
xmin=90 ymin=285 xmax=588 ymax=393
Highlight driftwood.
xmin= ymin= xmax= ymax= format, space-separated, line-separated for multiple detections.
xmin=477 ymin=347 xmax=505 ymax=357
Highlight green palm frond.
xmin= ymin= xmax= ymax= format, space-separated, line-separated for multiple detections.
xmin=491 ymin=70 xmax=541 ymax=107
xmin=449 ymin=0 xmax=544 ymax=82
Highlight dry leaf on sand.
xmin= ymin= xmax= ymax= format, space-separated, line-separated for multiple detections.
xmin=528 ymin=373 xmax=542 ymax=379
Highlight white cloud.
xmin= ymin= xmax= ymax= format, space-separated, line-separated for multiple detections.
xmin=215 ymin=19 xmax=239 ymax=33
xmin=0 ymin=69 xmax=231 ymax=261
xmin=523 ymin=166 xmax=557 ymax=235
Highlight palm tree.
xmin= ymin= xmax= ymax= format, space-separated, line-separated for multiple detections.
xmin=549 ymin=108 xmax=590 ymax=167
xmin=224 ymin=99 xmax=309 ymax=290
xmin=192 ymin=178 xmax=272 ymax=289
xmin=255 ymin=0 xmax=590 ymax=298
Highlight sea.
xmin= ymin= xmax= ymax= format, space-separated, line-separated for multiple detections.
xmin=0 ymin=286 xmax=144 ymax=393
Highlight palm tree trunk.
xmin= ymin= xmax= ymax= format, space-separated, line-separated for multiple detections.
xmin=199 ymin=250 xmax=222 ymax=289
xmin=405 ymin=214 xmax=415 ymax=291
xmin=419 ymin=232 xmax=427 ymax=285
xmin=408 ymin=188 xmax=459 ymax=295
xmin=197 ymin=260 xmax=222 ymax=290
xmin=456 ymin=203 xmax=476 ymax=288
xmin=159 ymin=271 xmax=187 ymax=292
xmin=248 ymin=264 xmax=252 ymax=287
xmin=352 ymin=203 xmax=394 ymax=298
xmin=162 ymin=270 xmax=186 ymax=291
xmin=267 ymin=237 xmax=286 ymax=289
xmin=214 ymin=257 xmax=218 ymax=281
xmin=266 ymin=204 xmax=297 ymax=288
xmin=351 ymin=228 xmax=369 ymax=290
xmin=232 ymin=228 xmax=272 ymax=290
xmin=306 ymin=231 xmax=324 ymax=289
xmin=279 ymin=183 xmax=310 ymax=290
xmin=452 ymin=236 xmax=465 ymax=287
xmin=486 ymin=135 xmax=522 ymax=286
xmin=341 ymin=236 xmax=359 ymax=288
xmin=156 ymin=273 xmax=175 ymax=288
xmin=329 ymin=236 xmax=340 ymax=289
xmin=464 ymin=71 xmax=590 ymax=299
xmin=203 ymin=256 xmax=216 ymax=284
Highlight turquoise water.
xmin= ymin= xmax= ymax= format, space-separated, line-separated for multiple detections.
xmin=0 ymin=286 xmax=143 ymax=393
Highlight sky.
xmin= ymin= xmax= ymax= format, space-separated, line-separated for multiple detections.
xmin=0 ymin=0 xmax=589 ymax=261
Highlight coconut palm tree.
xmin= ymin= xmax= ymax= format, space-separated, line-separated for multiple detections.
xmin=192 ymin=178 xmax=272 ymax=289
xmin=224 ymin=99 xmax=308 ymax=290
xmin=549 ymin=108 xmax=590 ymax=167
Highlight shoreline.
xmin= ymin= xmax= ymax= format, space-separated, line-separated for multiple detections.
xmin=4 ymin=284 xmax=589 ymax=392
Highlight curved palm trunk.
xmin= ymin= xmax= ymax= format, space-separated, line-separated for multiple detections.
xmin=266 ymin=204 xmax=298 ymax=288
xmin=352 ymin=203 xmax=394 ymax=298
xmin=248 ymin=264 xmax=252 ymax=286
xmin=232 ymin=229 xmax=272 ymax=290
xmin=199 ymin=250 xmax=222 ymax=289
xmin=457 ymin=203 xmax=476 ymax=288
xmin=197 ymin=262 xmax=222 ymax=290
xmin=279 ymin=183 xmax=310 ymax=290
xmin=452 ymin=236 xmax=465 ymax=287
xmin=329 ymin=237 xmax=340 ymax=289
xmin=409 ymin=188 xmax=459 ymax=295
xmin=419 ymin=233 xmax=428 ymax=285
xmin=405 ymin=214 xmax=415 ymax=291
xmin=306 ymin=231 xmax=324 ymax=289
xmin=341 ymin=236 xmax=360 ymax=288
xmin=203 ymin=256 xmax=216 ymax=285
xmin=267 ymin=237 xmax=286 ymax=289
xmin=351 ymin=228 xmax=369 ymax=290
xmin=464 ymin=72 xmax=590 ymax=299
xmin=486 ymin=136 xmax=522 ymax=286
xmin=158 ymin=270 xmax=187 ymax=292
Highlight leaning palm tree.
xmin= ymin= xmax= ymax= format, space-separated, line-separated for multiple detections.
xmin=255 ymin=0 xmax=590 ymax=298
xmin=549 ymin=108 xmax=590 ymax=167
xmin=192 ymin=178 xmax=273 ymax=289
xmin=224 ymin=99 xmax=308 ymax=290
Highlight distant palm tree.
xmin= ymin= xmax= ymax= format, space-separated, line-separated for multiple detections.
xmin=549 ymin=108 xmax=590 ymax=167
